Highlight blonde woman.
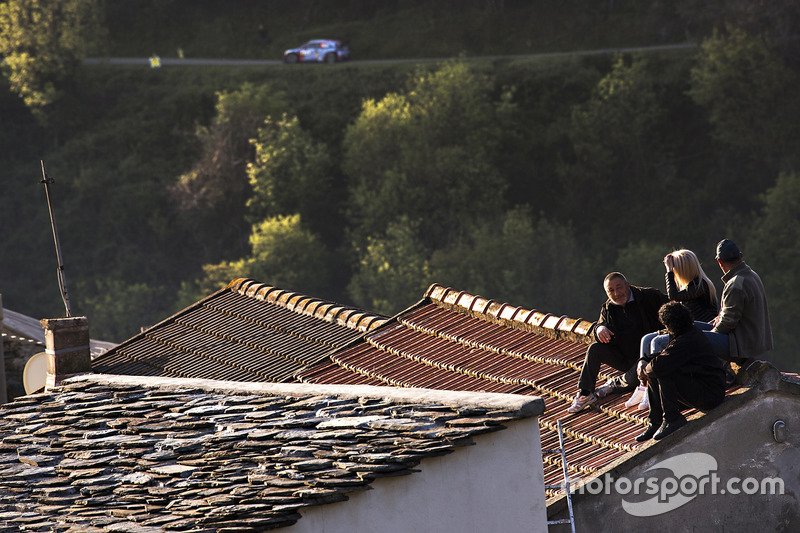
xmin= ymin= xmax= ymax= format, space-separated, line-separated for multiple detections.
xmin=629 ymin=249 xmax=719 ymax=410
xmin=664 ymin=249 xmax=718 ymax=322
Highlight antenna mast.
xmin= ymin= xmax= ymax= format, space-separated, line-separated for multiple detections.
xmin=40 ymin=160 xmax=72 ymax=317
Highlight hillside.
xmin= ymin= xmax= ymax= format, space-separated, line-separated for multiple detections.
xmin=102 ymin=1 xmax=690 ymax=61
xmin=2 ymin=0 xmax=799 ymax=371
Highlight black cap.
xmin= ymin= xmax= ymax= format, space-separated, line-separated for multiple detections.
xmin=715 ymin=239 xmax=741 ymax=262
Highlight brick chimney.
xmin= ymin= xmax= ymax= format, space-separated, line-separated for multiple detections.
xmin=40 ymin=316 xmax=92 ymax=390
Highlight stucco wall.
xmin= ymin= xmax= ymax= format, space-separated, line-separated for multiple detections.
xmin=551 ymin=390 xmax=800 ymax=532
xmin=292 ymin=417 xmax=548 ymax=533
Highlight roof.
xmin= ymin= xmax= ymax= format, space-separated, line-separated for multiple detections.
xmin=2 ymin=307 xmax=115 ymax=358
xmin=0 ymin=373 xmax=543 ymax=532
xmin=91 ymin=278 xmax=388 ymax=383
xmin=298 ymin=283 xmax=743 ymax=500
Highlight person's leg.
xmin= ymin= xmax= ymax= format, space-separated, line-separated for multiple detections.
xmin=640 ymin=332 xmax=658 ymax=359
xmin=675 ymin=374 xmax=725 ymax=411
xmin=635 ymin=375 xmax=664 ymax=442
xmin=578 ymin=343 xmax=622 ymax=393
xmin=703 ymin=330 xmax=730 ymax=360
xmin=649 ymin=333 xmax=670 ymax=356
xmin=695 ymin=321 xmax=713 ymax=331
xmin=652 ymin=373 xmax=683 ymax=422
xmin=578 ymin=343 xmax=638 ymax=393
xmin=645 ymin=377 xmax=663 ymax=425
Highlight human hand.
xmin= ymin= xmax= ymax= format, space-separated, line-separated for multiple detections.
xmin=596 ymin=325 xmax=613 ymax=343
xmin=664 ymin=254 xmax=674 ymax=272
xmin=637 ymin=359 xmax=648 ymax=382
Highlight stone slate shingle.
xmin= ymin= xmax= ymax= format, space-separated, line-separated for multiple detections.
xmin=0 ymin=374 xmax=543 ymax=532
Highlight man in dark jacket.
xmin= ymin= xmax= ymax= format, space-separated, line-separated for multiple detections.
xmin=568 ymin=272 xmax=667 ymax=413
xmin=635 ymin=301 xmax=726 ymax=442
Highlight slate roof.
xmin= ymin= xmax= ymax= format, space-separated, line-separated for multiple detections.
xmin=298 ymin=283 xmax=743 ymax=500
xmin=0 ymin=373 xmax=542 ymax=532
xmin=92 ymin=279 xmax=388 ymax=382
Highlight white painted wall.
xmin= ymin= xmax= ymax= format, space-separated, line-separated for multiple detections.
xmin=291 ymin=417 xmax=548 ymax=533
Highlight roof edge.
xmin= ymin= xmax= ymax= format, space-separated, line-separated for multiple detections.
xmin=227 ymin=278 xmax=388 ymax=332
xmin=66 ymin=373 xmax=546 ymax=417
xmin=425 ymin=283 xmax=594 ymax=344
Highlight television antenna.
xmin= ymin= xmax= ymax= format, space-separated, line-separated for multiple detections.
xmin=40 ymin=160 xmax=72 ymax=317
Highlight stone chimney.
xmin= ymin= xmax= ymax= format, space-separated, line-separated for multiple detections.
xmin=40 ymin=316 xmax=92 ymax=390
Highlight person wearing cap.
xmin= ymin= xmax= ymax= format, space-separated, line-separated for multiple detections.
xmin=704 ymin=239 xmax=773 ymax=364
xmin=568 ymin=272 xmax=667 ymax=413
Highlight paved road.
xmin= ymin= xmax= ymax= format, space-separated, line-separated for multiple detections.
xmin=83 ymin=43 xmax=697 ymax=67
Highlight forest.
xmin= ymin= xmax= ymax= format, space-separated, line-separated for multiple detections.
xmin=1 ymin=0 xmax=799 ymax=371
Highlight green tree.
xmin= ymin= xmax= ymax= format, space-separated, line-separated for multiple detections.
xmin=77 ymin=279 xmax=171 ymax=342
xmin=347 ymin=217 xmax=433 ymax=316
xmin=246 ymin=114 xmax=333 ymax=234
xmin=179 ymin=214 xmax=331 ymax=305
xmin=171 ymin=82 xmax=287 ymax=260
xmin=614 ymin=240 xmax=671 ymax=290
xmin=343 ymin=60 xmax=510 ymax=253
xmin=689 ymin=27 xmax=800 ymax=163
xmin=746 ymin=172 xmax=800 ymax=371
xmin=430 ymin=207 xmax=595 ymax=319
xmin=557 ymin=55 xmax=675 ymax=243
xmin=172 ymin=82 xmax=287 ymax=211
xmin=0 ymin=0 xmax=104 ymax=111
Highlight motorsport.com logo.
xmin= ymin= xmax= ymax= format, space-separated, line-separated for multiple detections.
xmin=572 ymin=452 xmax=784 ymax=516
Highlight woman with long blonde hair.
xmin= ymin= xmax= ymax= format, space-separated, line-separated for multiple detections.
xmin=628 ymin=249 xmax=719 ymax=411
xmin=664 ymin=249 xmax=718 ymax=322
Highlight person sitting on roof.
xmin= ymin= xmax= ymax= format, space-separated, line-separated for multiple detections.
xmin=635 ymin=301 xmax=726 ymax=442
xmin=636 ymin=248 xmax=719 ymax=399
xmin=568 ymin=272 xmax=667 ymax=413
xmin=703 ymin=239 xmax=773 ymax=367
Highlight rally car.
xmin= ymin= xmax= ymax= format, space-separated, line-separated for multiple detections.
xmin=283 ymin=39 xmax=350 ymax=64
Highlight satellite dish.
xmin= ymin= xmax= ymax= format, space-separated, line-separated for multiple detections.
xmin=23 ymin=352 xmax=48 ymax=394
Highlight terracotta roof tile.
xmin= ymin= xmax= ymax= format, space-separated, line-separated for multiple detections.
xmin=299 ymin=283 xmax=742 ymax=501
xmin=92 ymin=279 xmax=388 ymax=383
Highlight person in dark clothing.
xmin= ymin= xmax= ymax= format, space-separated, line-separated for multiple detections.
xmin=568 ymin=272 xmax=667 ymax=413
xmin=635 ymin=301 xmax=726 ymax=442
xmin=258 ymin=24 xmax=271 ymax=49
xmin=640 ymin=248 xmax=718 ymax=362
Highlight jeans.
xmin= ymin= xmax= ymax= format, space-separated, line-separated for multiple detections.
xmin=640 ymin=321 xmax=728 ymax=360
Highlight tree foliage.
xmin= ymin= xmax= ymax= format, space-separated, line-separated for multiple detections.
xmin=343 ymin=61 xmax=510 ymax=253
xmin=246 ymin=114 xmax=333 ymax=233
xmin=430 ymin=207 xmax=594 ymax=318
xmin=557 ymin=55 xmax=674 ymax=243
xmin=172 ymin=82 xmax=287 ymax=211
xmin=689 ymin=27 xmax=800 ymax=162
xmin=746 ymin=172 xmax=800 ymax=370
xmin=0 ymin=0 xmax=104 ymax=110
xmin=347 ymin=217 xmax=432 ymax=316
xmin=178 ymin=214 xmax=331 ymax=306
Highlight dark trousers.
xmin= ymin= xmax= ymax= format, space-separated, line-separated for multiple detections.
xmin=644 ymin=370 xmax=724 ymax=424
xmin=578 ymin=342 xmax=639 ymax=393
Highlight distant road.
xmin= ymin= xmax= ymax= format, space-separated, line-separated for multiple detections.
xmin=83 ymin=43 xmax=697 ymax=67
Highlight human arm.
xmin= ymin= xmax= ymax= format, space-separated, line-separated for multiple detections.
xmin=594 ymin=303 xmax=614 ymax=343
xmin=712 ymin=281 xmax=744 ymax=334
xmin=665 ymin=272 xmax=709 ymax=303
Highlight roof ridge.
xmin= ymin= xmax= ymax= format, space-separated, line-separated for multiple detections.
xmin=424 ymin=283 xmax=594 ymax=344
xmin=227 ymin=278 xmax=388 ymax=332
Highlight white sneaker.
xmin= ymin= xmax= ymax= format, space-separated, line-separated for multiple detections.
xmin=567 ymin=392 xmax=597 ymax=413
xmin=638 ymin=393 xmax=649 ymax=411
xmin=625 ymin=385 xmax=647 ymax=408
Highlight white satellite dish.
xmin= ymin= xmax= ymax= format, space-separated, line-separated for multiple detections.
xmin=23 ymin=352 xmax=48 ymax=394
